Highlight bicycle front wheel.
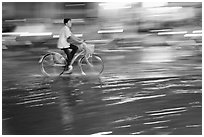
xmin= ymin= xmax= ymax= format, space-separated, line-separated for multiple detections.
xmin=79 ymin=54 xmax=104 ymax=75
xmin=40 ymin=53 xmax=66 ymax=76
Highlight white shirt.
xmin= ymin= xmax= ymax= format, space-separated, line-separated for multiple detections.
xmin=57 ymin=26 xmax=72 ymax=49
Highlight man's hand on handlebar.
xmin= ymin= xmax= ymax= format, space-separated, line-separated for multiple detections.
xmin=78 ymin=41 xmax=86 ymax=51
xmin=80 ymin=39 xmax=85 ymax=44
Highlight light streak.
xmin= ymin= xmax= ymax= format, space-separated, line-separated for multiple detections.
xmin=98 ymin=29 xmax=124 ymax=34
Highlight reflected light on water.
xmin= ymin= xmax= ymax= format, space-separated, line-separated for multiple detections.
xmin=105 ymin=94 xmax=166 ymax=106
xmin=141 ymin=47 xmax=175 ymax=63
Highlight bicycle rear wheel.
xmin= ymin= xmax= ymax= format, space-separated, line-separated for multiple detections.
xmin=79 ymin=54 xmax=104 ymax=75
xmin=40 ymin=53 xmax=66 ymax=76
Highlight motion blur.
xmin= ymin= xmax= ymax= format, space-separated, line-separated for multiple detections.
xmin=2 ymin=2 xmax=202 ymax=135
xmin=3 ymin=2 xmax=202 ymax=50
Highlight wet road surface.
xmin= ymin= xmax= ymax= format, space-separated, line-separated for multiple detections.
xmin=2 ymin=44 xmax=202 ymax=135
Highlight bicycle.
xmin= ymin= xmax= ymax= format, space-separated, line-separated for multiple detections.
xmin=39 ymin=43 xmax=104 ymax=76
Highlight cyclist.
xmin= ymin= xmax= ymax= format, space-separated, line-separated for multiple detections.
xmin=57 ymin=18 xmax=84 ymax=73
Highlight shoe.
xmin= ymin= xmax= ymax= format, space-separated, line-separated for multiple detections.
xmin=64 ymin=65 xmax=73 ymax=74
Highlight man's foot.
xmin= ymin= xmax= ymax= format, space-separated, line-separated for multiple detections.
xmin=64 ymin=65 xmax=73 ymax=74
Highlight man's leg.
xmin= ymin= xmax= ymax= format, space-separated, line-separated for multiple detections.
xmin=69 ymin=44 xmax=78 ymax=60
xmin=61 ymin=48 xmax=72 ymax=66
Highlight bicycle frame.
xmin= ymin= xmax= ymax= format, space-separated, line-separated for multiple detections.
xmin=69 ymin=49 xmax=86 ymax=66
xmin=39 ymin=49 xmax=85 ymax=64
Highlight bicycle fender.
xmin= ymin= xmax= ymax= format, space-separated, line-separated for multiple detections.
xmin=38 ymin=53 xmax=52 ymax=63
xmin=39 ymin=56 xmax=44 ymax=63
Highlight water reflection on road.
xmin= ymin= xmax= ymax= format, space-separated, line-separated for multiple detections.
xmin=2 ymin=45 xmax=202 ymax=135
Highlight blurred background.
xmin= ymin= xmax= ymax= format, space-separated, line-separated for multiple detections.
xmin=2 ymin=2 xmax=202 ymax=51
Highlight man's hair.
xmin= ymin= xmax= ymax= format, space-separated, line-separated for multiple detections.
xmin=64 ymin=18 xmax=71 ymax=25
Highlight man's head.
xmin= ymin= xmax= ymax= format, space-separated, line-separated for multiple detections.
xmin=64 ymin=18 xmax=72 ymax=28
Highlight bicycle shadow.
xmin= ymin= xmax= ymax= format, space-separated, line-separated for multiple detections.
xmin=61 ymin=72 xmax=104 ymax=88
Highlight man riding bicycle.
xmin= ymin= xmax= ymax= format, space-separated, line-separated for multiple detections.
xmin=57 ymin=18 xmax=84 ymax=73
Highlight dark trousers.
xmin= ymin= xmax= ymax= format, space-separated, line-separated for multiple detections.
xmin=61 ymin=44 xmax=78 ymax=66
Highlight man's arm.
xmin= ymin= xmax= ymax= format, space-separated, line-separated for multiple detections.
xmin=67 ymin=33 xmax=83 ymax=44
